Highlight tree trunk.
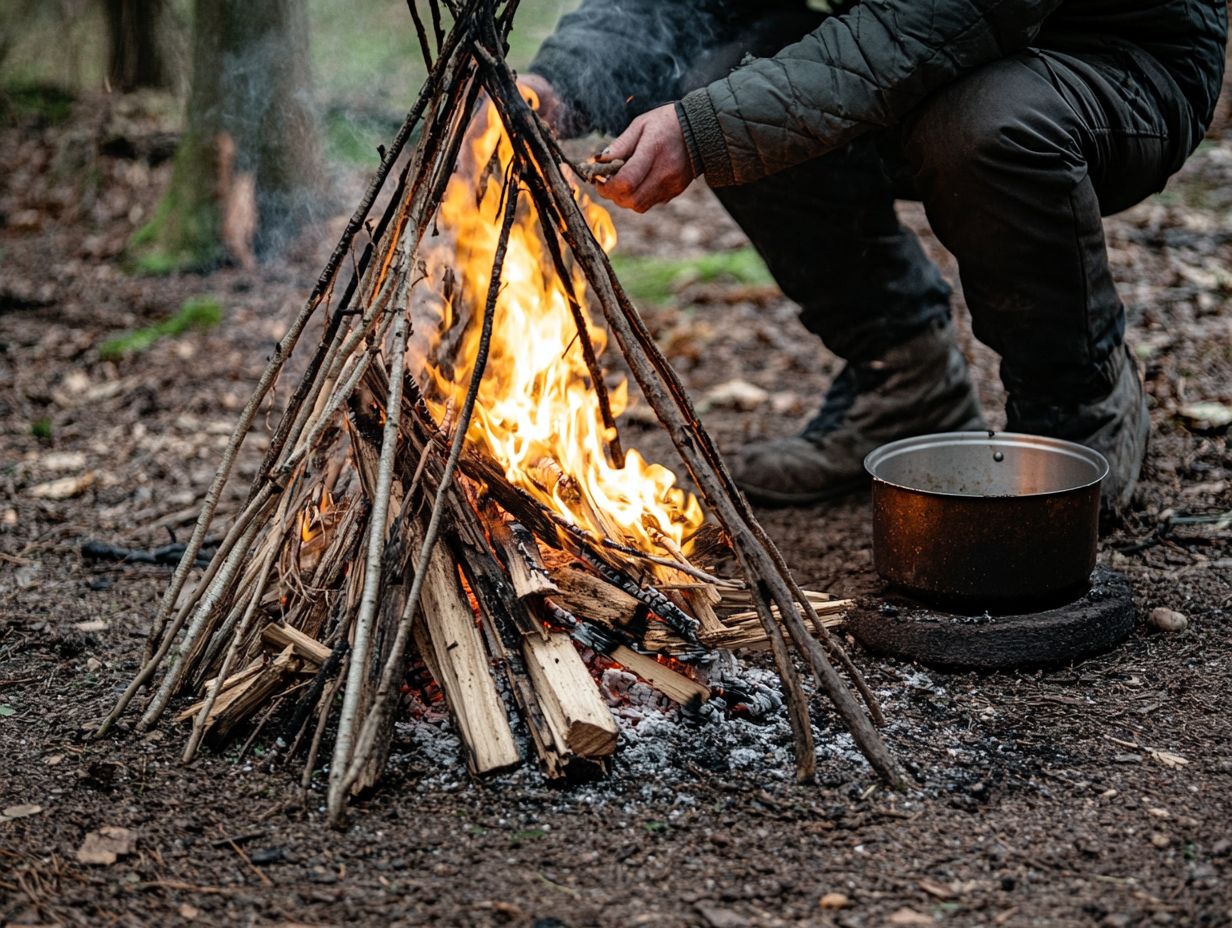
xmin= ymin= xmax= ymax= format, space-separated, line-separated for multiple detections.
xmin=127 ymin=0 xmax=325 ymax=273
xmin=104 ymin=0 xmax=174 ymax=93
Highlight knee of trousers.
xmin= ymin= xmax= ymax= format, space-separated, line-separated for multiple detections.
xmin=898 ymin=57 xmax=1087 ymax=226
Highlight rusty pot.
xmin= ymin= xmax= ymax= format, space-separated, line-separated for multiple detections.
xmin=864 ymin=432 xmax=1108 ymax=606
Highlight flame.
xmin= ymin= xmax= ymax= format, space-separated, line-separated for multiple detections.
xmin=299 ymin=488 xmax=335 ymax=544
xmin=417 ymin=91 xmax=703 ymax=552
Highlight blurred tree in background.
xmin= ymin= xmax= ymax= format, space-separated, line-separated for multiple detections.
xmin=0 ymin=1 xmax=575 ymax=270
xmin=127 ymin=0 xmax=325 ymax=272
xmin=104 ymin=0 xmax=177 ymax=93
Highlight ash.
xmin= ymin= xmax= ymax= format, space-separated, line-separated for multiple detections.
xmin=389 ymin=654 xmax=875 ymax=806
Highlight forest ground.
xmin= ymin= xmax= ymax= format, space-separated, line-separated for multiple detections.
xmin=1 ymin=73 xmax=1230 ymax=927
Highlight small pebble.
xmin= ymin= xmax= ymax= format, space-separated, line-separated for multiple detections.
xmin=819 ymin=893 xmax=850 ymax=910
xmin=1149 ymin=608 xmax=1188 ymax=633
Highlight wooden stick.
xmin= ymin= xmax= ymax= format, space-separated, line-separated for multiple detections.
xmin=332 ymin=168 xmax=522 ymax=819
xmin=608 ymin=645 xmax=708 ymax=706
xmin=489 ymin=518 xmax=558 ymax=603
xmin=121 ymin=9 xmax=473 ymax=681
xmin=472 ymin=43 xmax=906 ymax=785
xmin=521 ymin=632 xmax=618 ymax=758
xmin=261 ymin=624 xmax=331 ymax=665
xmin=413 ymin=540 xmax=520 ymax=775
xmin=325 ymin=266 xmax=413 ymax=820
xmin=574 ymin=158 xmax=624 ymax=183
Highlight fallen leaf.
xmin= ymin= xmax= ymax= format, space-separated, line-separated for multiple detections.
xmin=39 ymin=450 xmax=87 ymax=471
xmin=703 ymin=378 xmax=769 ymax=411
xmin=73 ymin=619 xmax=108 ymax=633
xmin=918 ymin=878 xmax=955 ymax=899
xmin=0 ymin=704 xmax=15 ymax=717
xmin=28 ymin=471 xmax=95 ymax=500
xmin=53 ymin=370 xmax=92 ymax=405
xmin=76 ymin=826 xmax=138 ymax=865
xmin=1149 ymin=748 xmax=1188 ymax=768
xmin=2 ymin=803 xmax=43 ymax=820
xmin=888 ymin=908 xmax=935 ymax=926
xmin=1178 ymin=401 xmax=1232 ymax=432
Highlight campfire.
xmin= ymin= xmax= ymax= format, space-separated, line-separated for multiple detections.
xmin=100 ymin=0 xmax=904 ymax=823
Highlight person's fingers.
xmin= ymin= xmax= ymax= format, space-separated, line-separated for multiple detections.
xmin=598 ymin=149 xmax=656 ymax=206
xmin=600 ymin=117 xmax=646 ymax=163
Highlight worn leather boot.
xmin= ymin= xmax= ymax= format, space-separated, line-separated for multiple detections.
xmin=1006 ymin=343 xmax=1149 ymax=523
xmin=731 ymin=318 xmax=986 ymax=505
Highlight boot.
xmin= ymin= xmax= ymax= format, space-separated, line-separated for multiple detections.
xmin=731 ymin=318 xmax=986 ymax=505
xmin=1006 ymin=343 xmax=1149 ymax=522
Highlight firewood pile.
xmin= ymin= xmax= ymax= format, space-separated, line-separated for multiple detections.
xmin=99 ymin=0 xmax=906 ymax=824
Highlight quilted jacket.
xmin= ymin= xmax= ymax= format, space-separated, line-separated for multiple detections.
xmin=529 ymin=0 xmax=1227 ymax=187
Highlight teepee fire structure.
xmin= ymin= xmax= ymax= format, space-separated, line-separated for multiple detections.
xmin=99 ymin=0 xmax=906 ymax=823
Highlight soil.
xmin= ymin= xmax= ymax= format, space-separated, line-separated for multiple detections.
xmin=1 ymin=84 xmax=1230 ymax=928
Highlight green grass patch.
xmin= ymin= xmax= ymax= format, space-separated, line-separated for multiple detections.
xmin=99 ymin=296 xmax=223 ymax=361
xmin=31 ymin=418 xmax=53 ymax=440
xmin=0 ymin=83 xmax=75 ymax=127
xmin=609 ymin=246 xmax=773 ymax=306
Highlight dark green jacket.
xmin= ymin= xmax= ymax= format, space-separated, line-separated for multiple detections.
xmin=529 ymin=0 xmax=1227 ymax=186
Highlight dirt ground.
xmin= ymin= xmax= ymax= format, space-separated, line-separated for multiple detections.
xmin=2 ymin=81 xmax=1230 ymax=928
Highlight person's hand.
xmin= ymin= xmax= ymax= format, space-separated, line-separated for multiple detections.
xmin=594 ymin=104 xmax=696 ymax=213
xmin=518 ymin=74 xmax=569 ymax=135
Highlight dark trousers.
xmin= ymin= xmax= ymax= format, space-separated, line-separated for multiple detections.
xmin=688 ymin=22 xmax=1203 ymax=406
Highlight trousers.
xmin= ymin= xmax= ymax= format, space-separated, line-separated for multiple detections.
xmin=686 ymin=14 xmax=1209 ymax=404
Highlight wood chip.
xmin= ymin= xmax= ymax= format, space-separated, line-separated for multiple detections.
xmin=1149 ymin=748 xmax=1188 ymax=768
xmin=1 ymin=803 xmax=43 ymax=821
xmin=888 ymin=908 xmax=935 ymax=926
xmin=76 ymin=826 xmax=138 ymax=864
xmin=28 ymin=471 xmax=95 ymax=500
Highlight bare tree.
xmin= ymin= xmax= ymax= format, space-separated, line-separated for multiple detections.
xmin=103 ymin=0 xmax=175 ymax=92
xmin=128 ymin=0 xmax=325 ymax=272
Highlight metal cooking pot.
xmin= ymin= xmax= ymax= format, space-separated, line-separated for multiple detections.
xmin=864 ymin=432 xmax=1108 ymax=605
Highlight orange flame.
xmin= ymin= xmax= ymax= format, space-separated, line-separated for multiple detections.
xmin=417 ymin=91 xmax=703 ymax=552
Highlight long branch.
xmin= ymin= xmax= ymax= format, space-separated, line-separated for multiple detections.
xmin=333 ymin=168 xmax=522 ymax=819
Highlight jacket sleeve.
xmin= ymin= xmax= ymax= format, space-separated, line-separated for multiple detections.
xmin=678 ymin=0 xmax=1066 ymax=186
xmin=529 ymin=0 xmax=731 ymax=137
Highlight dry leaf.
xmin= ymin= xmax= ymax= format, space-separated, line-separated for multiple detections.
xmin=1149 ymin=748 xmax=1188 ymax=768
xmin=918 ymin=878 xmax=955 ymax=899
xmin=39 ymin=451 xmax=87 ymax=471
xmin=73 ymin=619 xmax=108 ymax=633
xmin=703 ymin=378 xmax=769 ymax=411
xmin=28 ymin=471 xmax=95 ymax=500
xmin=1179 ymin=401 xmax=1232 ymax=431
xmin=888 ymin=908 xmax=935 ymax=926
xmin=76 ymin=826 xmax=138 ymax=865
